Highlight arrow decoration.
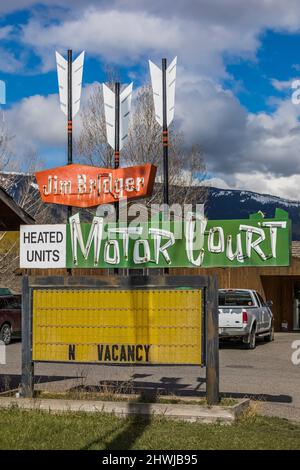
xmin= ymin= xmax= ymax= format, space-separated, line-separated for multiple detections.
xmin=149 ymin=56 xmax=177 ymax=213
xmin=149 ymin=56 xmax=177 ymax=127
xmin=55 ymin=49 xmax=85 ymax=225
xmin=103 ymin=82 xmax=133 ymax=151
xmin=56 ymin=50 xmax=85 ymax=118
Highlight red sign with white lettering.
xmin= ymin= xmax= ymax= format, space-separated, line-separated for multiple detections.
xmin=35 ymin=163 xmax=157 ymax=207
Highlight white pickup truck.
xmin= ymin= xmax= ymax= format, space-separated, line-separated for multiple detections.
xmin=218 ymin=289 xmax=274 ymax=349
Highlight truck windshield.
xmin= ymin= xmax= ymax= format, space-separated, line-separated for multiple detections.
xmin=219 ymin=291 xmax=254 ymax=306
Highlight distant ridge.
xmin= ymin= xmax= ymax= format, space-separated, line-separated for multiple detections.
xmin=1 ymin=172 xmax=299 ymax=239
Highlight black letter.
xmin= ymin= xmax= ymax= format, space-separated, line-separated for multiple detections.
xmin=144 ymin=345 xmax=151 ymax=362
xmin=26 ymin=251 xmax=34 ymax=262
xmin=104 ymin=345 xmax=111 ymax=361
xmin=136 ymin=344 xmax=143 ymax=362
xmin=69 ymin=344 xmax=76 ymax=360
xmin=127 ymin=345 xmax=135 ymax=362
xmin=98 ymin=345 xmax=104 ymax=361
xmin=23 ymin=232 xmax=31 ymax=243
xmin=112 ymin=345 xmax=119 ymax=361
xmin=120 ymin=345 xmax=127 ymax=362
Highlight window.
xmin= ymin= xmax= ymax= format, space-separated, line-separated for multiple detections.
xmin=219 ymin=290 xmax=254 ymax=307
xmin=256 ymin=292 xmax=266 ymax=307
xmin=253 ymin=292 xmax=261 ymax=307
xmin=0 ymin=296 xmax=21 ymax=309
xmin=0 ymin=298 xmax=8 ymax=309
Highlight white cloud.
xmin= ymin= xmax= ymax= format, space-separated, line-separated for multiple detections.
xmin=5 ymin=93 xmax=82 ymax=155
xmin=271 ymin=78 xmax=293 ymax=91
xmin=3 ymin=82 xmax=99 ymax=157
xmin=207 ymin=172 xmax=300 ymax=201
xmin=176 ymin=69 xmax=300 ymax=170
xmin=17 ymin=0 xmax=300 ymax=76
xmin=0 ymin=25 xmax=13 ymax=40
xmin=204 ymin=177 xmax=231 ymax=190
xmin=0 ymin=48 xmax=24 ymax=73
xmin=175 ymin=74 xmax=248 ymax=170
xmin=7 ymin=94 xmax=65 ymax=148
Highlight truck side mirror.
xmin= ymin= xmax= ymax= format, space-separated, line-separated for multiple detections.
xmin=266 ymin=300 xmax=273 ymax=308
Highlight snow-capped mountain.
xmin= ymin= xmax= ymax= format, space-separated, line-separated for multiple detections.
xmin=1 ymin=172 xmax=300 ymax=239
xmin=206 ymin=187 xmax=300 ymax=239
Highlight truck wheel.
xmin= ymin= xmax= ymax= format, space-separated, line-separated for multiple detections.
xmin=264 ymin=323 xmax=275 ymax=342
xmin=0 ymin=323 xmax=12 ymax=346
xmin=245 ymin=327 xmax=256 ymax=350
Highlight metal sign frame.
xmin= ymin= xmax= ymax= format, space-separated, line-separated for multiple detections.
xmin=21 ymin=274 xmax=219 ymax=405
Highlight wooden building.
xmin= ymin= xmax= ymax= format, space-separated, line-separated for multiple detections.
xmin=28 ymin=250 xmax=300 ymax=333
xmin=173 ymin=241 xmax=300 ymax=332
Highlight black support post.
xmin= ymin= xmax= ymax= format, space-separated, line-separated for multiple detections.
xmin=162 ymin=58 xmax=169 ymax=207
xmin=162 ymin=58 xmax=169 ymax=275
xmin=67 ymin=50 xmax=72 ymax=276
xmin=206 ymin=275 xmax=220 ymax=405
xmin=114 ymin=82 xmax=120 ymax=221
xmin=67 ymin=49 xmax=73 ymax=222
xmin=20 ymin=275 xmax=34 ymax=398
xmin=114 ymin=82 xmax=120 ymax=275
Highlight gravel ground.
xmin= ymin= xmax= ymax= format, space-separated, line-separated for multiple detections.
xmin=1 ymin=332 xmax=300 ymax=421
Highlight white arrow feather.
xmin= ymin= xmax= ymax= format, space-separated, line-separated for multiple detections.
xmin=149 ymin=60 xmax=163 ymax=127
xmin=119 ymin=82 xmax=133 ymax=150
xmin=56 ymin=51 xmax=85 ymax=118
xmin=149 ymin=57 xmax=177 ymax=127
xmin=72 ymin=51 xmax=85 ymax=118
xmin=103 ymin=82 xmax=133 ymax=150
xmin=166 ymin=56 xmax=177 ymax=127
xmin=56 ymin=51 xmax=68 ymax=116
xmin=103 ymin=83 xmax=116 ymax=150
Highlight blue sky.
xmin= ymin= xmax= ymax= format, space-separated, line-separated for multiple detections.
xmin=225 ymin=30 xmax=300 ymax=113
xmin=2 ymin=1 xmax=300 ymax=199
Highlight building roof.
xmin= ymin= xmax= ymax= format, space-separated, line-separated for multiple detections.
xmin=0 ymin=185 xmax=35 ymax=230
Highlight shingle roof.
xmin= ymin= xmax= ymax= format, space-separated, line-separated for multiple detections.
xmin=0 ymin=185 xmax=35 ymax=230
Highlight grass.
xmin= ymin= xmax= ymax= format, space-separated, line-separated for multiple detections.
xmin=0 ymin=408 xmax=300 ymax=450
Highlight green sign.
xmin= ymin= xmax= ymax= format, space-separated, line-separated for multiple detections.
xmin=65 ymin=209 xmax=291 ymax=269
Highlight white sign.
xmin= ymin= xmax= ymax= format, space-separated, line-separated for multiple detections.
xmin=20 ymin=225 xmax=66 ymax=268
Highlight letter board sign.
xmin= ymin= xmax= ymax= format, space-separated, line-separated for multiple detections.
xmin=32 ymin=288 xmax=203 ymax=365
